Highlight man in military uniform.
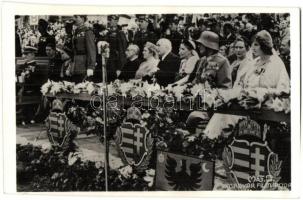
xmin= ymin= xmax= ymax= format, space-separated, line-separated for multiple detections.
xmin=133 ymin=15 xmax=158 ymax=58
xmin=186 ymin=31 xmax=232 ymax=141
xmin=104 ymin=15 xmax=128 ymax=82
xmin=189 ymin=31 xmax=232 ymax=89
xmin=16 ymin=46 xmax=41 ymax=125
xmin=37 ymin=19 xmax=56 ymax=56
xmin=69 ymin=15 xmax=96 ymax=83
xmin=45 ymin=43 xmax=71 ymax=81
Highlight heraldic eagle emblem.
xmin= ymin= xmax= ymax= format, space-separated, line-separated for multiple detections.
xmin=165 ymin=155 xmax=202 ymax=190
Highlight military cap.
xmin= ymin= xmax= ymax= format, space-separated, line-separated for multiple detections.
xmin=23 ymin=46 xmax=38 ymax=54
xmin=108 ymin=15 xmax=119 ymax=21
xmin=136 ymin=14 xmax=149 ymax=22
xmin=196 ymin=31 xmax=219 ymax=50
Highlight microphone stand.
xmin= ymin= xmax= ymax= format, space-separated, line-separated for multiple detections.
xmin=101 ymin=51 xmax=109 ymax=191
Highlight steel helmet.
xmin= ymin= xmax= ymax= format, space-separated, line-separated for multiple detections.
xmin=196 ymin=31 xmax=219 ymax=51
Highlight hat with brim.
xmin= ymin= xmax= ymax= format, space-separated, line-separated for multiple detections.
xmin=136 ymin=14 xmax=149 ymax=22
xmin=23 ymin=46 xmax=38 ymax=54
xmin=118 ymin=15 xmax=131 ymax=26
xmin=196 ymin=31 xmax=219 ymax=50
xmin=108 ymin=15 xmax=119 ymax=21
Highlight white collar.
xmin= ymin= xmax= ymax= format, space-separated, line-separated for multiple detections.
xmin=161 ymin=52 xmax=170 ymax=61
xmin=130 ymin=56 xmax=138 ymax=61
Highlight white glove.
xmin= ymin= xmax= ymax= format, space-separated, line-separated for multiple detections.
xmin=116 ymin=70 xmax=121 ymax=77
xmin=65 ymin=70 xmax=71 ymax=76
xmin=87 ymin=69 xmax=94 ymax=77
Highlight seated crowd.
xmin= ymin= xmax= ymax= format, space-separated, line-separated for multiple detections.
xmin=15 ymin=14 xmax=290 ymax=124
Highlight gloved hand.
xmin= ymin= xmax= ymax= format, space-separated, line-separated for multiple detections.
xmin=87 ymin=69 xmax=94 ymax=77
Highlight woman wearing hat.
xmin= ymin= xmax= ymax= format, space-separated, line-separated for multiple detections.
xmin=135 ymin=42 xmax=159 ymax=80
xmin=171 ymin=40 xmax=199 ymax=85
xmin=242 ymin=30 xmax=289 ymax=92
xmin=188 ymin=31 xmax=232 ymax=89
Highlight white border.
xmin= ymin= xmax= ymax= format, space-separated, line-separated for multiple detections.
xmin=1 ymin=2 xmax=301 ymax=200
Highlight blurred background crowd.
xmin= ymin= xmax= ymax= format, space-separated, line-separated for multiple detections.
xmin=15 ymin=13 xmax=290 ymax=78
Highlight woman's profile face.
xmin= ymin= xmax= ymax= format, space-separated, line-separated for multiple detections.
xmin=252 ymin=40 xmax=264 ymax=57
xmin=179 ymin=43 xmax=191 ymax=59
xmin=219 ymin=45 xmax=227 ymax=57
xmin=234 ymin=41 xmax=247 ymax=59
xmin=143 ymin=47 xmax=152 ymax=59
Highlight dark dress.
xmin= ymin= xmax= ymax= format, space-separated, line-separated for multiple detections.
xmin=118 ymin=58 xmax=141 ymax=81
xmin=37 ymin=33 xmax=56 ymax=56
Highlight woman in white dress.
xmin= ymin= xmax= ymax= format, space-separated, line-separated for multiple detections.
xmin=189 ymin=30 xmax=290 ymax=140
xmin=135 ymin=42 xmax=159 ymax=80
xmin=242 ymin=30 xmax=290 ymax=93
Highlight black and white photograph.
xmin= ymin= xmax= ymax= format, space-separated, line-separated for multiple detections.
xmin=0 ymin=3 xmax=301 ymax=198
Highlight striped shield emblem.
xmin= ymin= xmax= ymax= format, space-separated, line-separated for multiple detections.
xmin=224 ymin=138 xmax=273 ymax=189
xmin=116 ymin=122 xmax=150 ymax=166
xmin=47 ymin=112 xmax=71 ymax=147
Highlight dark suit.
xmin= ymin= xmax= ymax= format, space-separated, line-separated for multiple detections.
xmin=106 ymin=28 xmax=128 ymax=82
xmin=118 ymin=58 xmax=141 ymax=81
xmin=155 ymin=52 xmax=181 ymax=87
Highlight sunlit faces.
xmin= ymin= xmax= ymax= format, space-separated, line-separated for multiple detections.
xmin=219 ymin=45 xmax=227 ymax=57
xmin=234 ymin=41 xmax=247 ymax=59
xmin=280 ymin=40 xmax=290 ymax=55
xmin=125 ymin=47 xmax=136 ymax=59
xmin=251 ymin=40 xmax=264 ymax=57
xmin=179 ymin=43 xmax=192 ymax=59
xmin=156 ymin=40 xmax=168 ymax=57
xmin=142 ymin=46 xmax=153 ymax=60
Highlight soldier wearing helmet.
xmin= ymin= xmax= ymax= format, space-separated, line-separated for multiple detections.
xmin=189 ymin=31 xmax=232 ymax=89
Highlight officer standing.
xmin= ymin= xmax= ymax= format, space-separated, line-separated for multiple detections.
xmin=69 ymin=15 xmax=96 ymax=83
xmin=133 ymin=15 xmax=158 ymax=58
xmin=105 ymin=15 xmax=128 ymax=82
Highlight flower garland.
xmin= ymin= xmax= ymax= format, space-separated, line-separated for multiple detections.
xmin=41 ymin=79 xmax=290 ymax=113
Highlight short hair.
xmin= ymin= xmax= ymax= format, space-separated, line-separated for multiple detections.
xmin=234 ymin=36 xmax=250 ymax=51
xmin=128 ymin=44 xmax=140 ymax=55
xmin=46 ymin=42 xmax=56 ymax=50
xmin=157 ymin=38 xmax=172 ymax=52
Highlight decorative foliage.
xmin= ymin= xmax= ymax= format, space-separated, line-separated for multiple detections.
xmin=17 ymin=144 xmax=151 ymax=191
